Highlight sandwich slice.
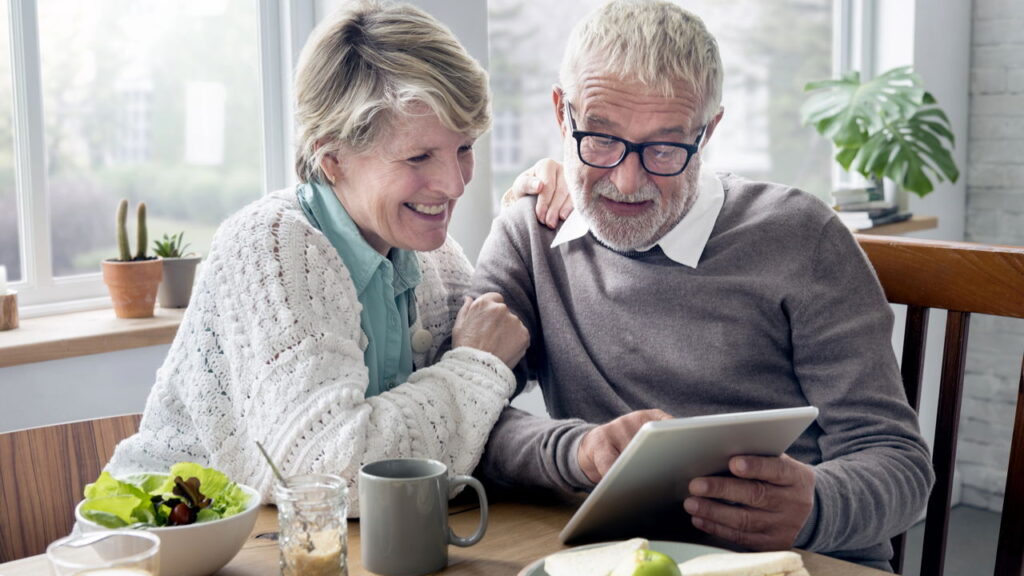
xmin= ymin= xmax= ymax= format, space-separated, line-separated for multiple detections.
xmin=676 ymin=551 xmax=809 ymax=576
xmin=544 ymin=538 xmax=650 ymax=576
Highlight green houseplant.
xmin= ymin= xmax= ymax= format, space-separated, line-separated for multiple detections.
xmin=152 ymin=231 xmax=202 ymax=309
xmin=101 ymin=199 xmax=163 ymax=318
xmin=800 ymin=65 xmax=959 ymax=199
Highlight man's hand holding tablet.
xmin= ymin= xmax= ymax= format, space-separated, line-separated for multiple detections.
xmin=562 ymin=406 xmax=819 ymax=545
xmin=685 ymin=453 xmax=815 ymax=550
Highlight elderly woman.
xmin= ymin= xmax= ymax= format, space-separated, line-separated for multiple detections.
xmin=106 ymin=1 xmax=530 ymax=515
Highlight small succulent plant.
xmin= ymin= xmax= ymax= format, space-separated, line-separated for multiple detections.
xmin=152 ymin=232 xmax=192 ymax=259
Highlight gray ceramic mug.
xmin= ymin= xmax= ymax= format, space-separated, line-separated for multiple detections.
xmin=359 ymin=458 xmax=488 ymax=576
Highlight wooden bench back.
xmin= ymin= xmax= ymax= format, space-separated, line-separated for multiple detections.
xmin=0 ymin=413 xmax=142 ymax=561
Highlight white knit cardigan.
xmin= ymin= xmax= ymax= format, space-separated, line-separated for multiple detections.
xmin=106 ymin=190 xmax=515 ymax=516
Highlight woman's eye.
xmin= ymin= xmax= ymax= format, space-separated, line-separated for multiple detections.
xmin=458 ymin=144 xmax=474 ymax=154
xmin=407 ymin=154 xmax=430 ymax=163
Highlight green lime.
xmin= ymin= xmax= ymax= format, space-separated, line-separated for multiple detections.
xmin=610 ymin=549 xmax=682 ymax=576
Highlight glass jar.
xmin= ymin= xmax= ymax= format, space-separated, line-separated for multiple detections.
xmin=275 ymin=473 xmax=348 ymax=576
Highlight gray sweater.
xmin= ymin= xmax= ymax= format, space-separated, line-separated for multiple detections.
xmin=471 ymin=173 xmax=933 ymax=570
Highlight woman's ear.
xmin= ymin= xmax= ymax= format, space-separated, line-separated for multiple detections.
xmin=315 ymin=139 xmax=341 ymax=186
xmin=319 ymin=152 xmax=341 ymax=186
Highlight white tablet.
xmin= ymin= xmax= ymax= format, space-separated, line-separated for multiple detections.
xmin=559 ymin=405 xmax=819 ymax=544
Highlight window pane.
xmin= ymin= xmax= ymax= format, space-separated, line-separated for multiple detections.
xmin=488 ymin=0 xmax=834 ymax=203
xmin=0 ymin=1 xmax=21 ymax=282
xmin=38 ymin=0 xmax=263 ymax=276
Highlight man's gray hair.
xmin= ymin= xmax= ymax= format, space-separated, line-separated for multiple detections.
xmin=559 ymin=0 xmax=723 ymax=124
xmin=293 ymin=1 xmax=491 ymax=184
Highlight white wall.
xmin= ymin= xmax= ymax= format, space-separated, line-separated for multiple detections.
xmin=873 ymin=0 xmax=972 ymax=508
xmin=0 ymin=345 xmax=169 ymax=433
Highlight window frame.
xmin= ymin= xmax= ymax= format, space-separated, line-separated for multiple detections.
xmin=5 ymin=0 xmax=872 ymax=316
xmin=4 ymin=0 xmax=297 ymax=317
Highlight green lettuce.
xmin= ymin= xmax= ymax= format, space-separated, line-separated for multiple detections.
xmin=80 ymin=462 xmax=250 ymax=528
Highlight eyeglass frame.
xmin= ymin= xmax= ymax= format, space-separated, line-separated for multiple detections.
xmin=562 ymin=99 xmax=707 ymax=177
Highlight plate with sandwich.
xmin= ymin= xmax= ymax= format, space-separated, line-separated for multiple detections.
xmin=519 ymin=537 xmax=809 ymax=576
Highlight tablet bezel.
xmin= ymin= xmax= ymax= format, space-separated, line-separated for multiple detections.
xmin=558 ymin=405 xmax=819 ymax=544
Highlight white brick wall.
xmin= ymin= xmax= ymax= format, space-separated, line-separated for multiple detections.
xmin=958 ymin=0 xmax=1024 ymax=513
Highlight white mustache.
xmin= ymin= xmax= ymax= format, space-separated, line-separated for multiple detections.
xmin=592 ymin=178 xmax=660 ymax=204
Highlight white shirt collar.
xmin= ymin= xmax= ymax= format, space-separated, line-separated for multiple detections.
xmin=550 ymin=169 xmax=725 ymax=268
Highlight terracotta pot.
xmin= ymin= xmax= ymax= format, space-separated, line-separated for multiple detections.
xmin=157 ymin=255 xmax=202 ymax=308
xmin=102 ymin=258 xmax=163 ymax=318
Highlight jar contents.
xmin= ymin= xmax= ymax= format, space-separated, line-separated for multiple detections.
xmin=275 ymin=474 xmax=348 ymax=576
xmin=281 ymin=528 xmax=345 ymax=576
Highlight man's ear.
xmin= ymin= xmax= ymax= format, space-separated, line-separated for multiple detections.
xmin=701 ymin=106 xmax=725 ymax=149
xmin=552 ymin=86 xmax=567 ymax=136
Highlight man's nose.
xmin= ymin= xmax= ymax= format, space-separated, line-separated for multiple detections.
xmin=609 ymin=150 xmax=645 ymax=195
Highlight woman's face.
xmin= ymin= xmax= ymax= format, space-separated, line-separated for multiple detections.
xmin=327 ymin=111 xmax=475 ymax=255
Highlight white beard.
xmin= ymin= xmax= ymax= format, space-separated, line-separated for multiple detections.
xmin=564 ymin=136 xmax=701 ymax=251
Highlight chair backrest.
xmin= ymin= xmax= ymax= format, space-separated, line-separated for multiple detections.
xmin=0 ymin=413 xmax=141 ymax=561
xmin=856 ymin=235 xmax=1024 ymax=576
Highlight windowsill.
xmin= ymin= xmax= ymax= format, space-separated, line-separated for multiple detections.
xmin=0 ymin=307 xmax=184 ymax=368
xmin=0 ymin=216 xmax=940 ymax=370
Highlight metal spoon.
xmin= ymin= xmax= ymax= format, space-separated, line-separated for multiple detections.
xmin=255 ymin=441 xmax=315 ymax=552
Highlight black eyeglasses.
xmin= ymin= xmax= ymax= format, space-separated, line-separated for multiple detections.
xmin=563 ymin=100 xmax=706 ymax=177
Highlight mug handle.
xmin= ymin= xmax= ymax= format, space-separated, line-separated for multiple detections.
xmin=448 ymin=475 xmax=488 ymax=547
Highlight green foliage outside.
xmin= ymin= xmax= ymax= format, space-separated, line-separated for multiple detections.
xmin=0 ymin=0 xmax=261 ymax=280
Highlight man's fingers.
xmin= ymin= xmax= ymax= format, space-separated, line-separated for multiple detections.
xmin=730 ymin=455 xmax=797 ymax=485
xmin=594 ymin=448 xmax=620 ymax=479
xmin=689 ymin=476 xmax=776 ymax=510
xmin=683 ymin=496 xmax=772 ymax=535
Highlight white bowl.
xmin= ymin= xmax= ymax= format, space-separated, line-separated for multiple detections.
xmin=75 ymin=482 xmax=261 ymax=576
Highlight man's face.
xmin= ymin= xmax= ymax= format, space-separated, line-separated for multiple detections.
xmin=559 ymin=67 xmax=715 ymax=251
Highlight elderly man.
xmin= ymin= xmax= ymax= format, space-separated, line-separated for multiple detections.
xmin=473 ymin=0 xmax=933 ymax=570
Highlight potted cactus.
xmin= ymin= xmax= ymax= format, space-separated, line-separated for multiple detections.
xmin=101 ymin=199 xmax=163 ymax=318
xmin=152 ymin=231 xmax=201 ymax=308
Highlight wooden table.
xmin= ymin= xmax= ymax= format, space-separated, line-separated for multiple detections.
xmin=0 ymin=501 xmax=890 ymax=575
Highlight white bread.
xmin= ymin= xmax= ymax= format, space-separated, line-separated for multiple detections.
xmin=544 ymin=538 xmax=650 ymax=576
xmin=676 ymin=551 xmax=806 ymax=576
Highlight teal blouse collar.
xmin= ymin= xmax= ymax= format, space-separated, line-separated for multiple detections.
xmin=296 ymin=181 xmax=421 ymax=295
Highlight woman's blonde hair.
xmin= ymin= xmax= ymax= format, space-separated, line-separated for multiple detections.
xmin=559 ymin=0 xmax=723 ymax=124
xmin=293 ymin=1 xmax=491 ymax=183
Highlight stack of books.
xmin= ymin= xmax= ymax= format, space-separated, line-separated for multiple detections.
xmin=830 ymin=187 xmax=912 ymax=230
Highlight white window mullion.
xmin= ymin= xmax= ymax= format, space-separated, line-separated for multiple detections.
xmin=257 ymin=0 xmax=313 ymax=193
xmin=9 ymin=0 xmax=52 ymax=299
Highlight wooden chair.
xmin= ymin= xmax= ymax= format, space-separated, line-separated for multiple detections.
xmin=0 ymin=413 xmax=141 ymax=561
xmin=856 ymin=235 xmax=1024 ymax=576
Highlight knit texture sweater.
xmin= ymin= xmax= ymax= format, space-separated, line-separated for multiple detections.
xmin=106 ymin=190 xmax=515 ymax=516
xmin=472 ymin=173 xmax=933 ymax=569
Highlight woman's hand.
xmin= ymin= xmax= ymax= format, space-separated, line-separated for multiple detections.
xmin=452 ymin=293 xmax=529 ymax=368
xmin=500 ymin=158 xmax=573 ymax=229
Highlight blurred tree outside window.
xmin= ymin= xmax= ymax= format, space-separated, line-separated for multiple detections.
xmin=0 ymin=0 xmax=263 ymax=285
xmin=487 ymin=0 xmax=834 ymax=206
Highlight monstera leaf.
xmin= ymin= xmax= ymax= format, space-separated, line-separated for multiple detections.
xmin=801 ymin=66 xmax=959 ymax=197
